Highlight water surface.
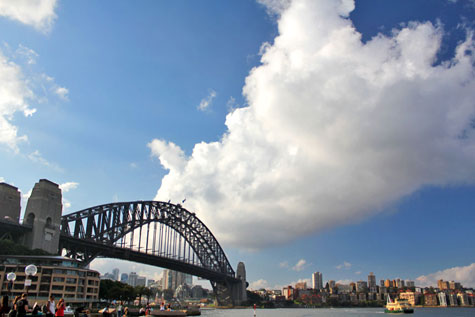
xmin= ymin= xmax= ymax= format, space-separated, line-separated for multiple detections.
xmin=200 ymin=307 xmax=475 ymax=317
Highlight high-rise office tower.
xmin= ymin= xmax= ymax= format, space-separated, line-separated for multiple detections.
xmin=128 ymin=272 xmax=138 ymax=287
xmin=312 ymin=272 xmax=323 ymax=290
xmin=368 ymin=272 xmax=377 ymax=292
xmin=112 ymin=268 xmax=120 ymax=281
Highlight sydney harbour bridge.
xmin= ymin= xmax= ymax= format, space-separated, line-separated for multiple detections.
xmin=0 ymin=179 xmax=247 ymax=306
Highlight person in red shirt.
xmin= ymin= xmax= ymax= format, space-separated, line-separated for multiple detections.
xmin=55 ymin=299 xmax=65 ymax=317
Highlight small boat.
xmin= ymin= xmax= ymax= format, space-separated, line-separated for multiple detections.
xmin=384 ymin=296 xmax=414 ymax=314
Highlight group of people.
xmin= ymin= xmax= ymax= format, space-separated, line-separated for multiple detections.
xmin=0 ymin=294 xmax=65 ymax=317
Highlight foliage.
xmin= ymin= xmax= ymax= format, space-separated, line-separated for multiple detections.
xmin=0 ymin=240 xmax=51 ymax=255
xmin=134 ymin=285 xmax=154 ymax=303
xmin=100 ymin=280 xmax=136 ymax=302
xmin=245 ymin=290 xmax=263 ymax=306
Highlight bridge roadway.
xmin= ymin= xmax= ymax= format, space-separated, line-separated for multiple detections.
xmin=59 ymin=234 xmax=239 ymax=283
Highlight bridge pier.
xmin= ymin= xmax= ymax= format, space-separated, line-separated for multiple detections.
xmin=212 ymin=262 xmax=247 ymax=306
xmin=23 ymin=179 xmax=62 ymax=254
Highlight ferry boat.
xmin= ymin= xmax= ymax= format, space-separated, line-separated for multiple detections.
xmin=384 ymin=296 xmax=414 ymax=314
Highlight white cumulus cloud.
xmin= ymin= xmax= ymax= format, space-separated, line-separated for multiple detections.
xmin=279 ymin=261 xmax=289 ymax=268
xmin=149 ymin=0 xmax=475 ymax=249
xmin=197 ymin=89 xmax=217 ymax=111
xmin=55 ymin=87 xmax=69 ymax=100
xmin=0 ymin=0 xmax=57 ymax=32
xmin=0 ymin=50 xmax=35 ymax=153
xmin=292 ymin=259 xmax=307 ymax=272
xmin=249 ymin=279 xmax=270 ymax=290
xmin=336 ymin=261 xmax=352 ymax=270
xmin=59 ymin=182 xmax=79 ymax=212
xmin=416 ymin=263 xmax=475 ymax=288
xmin=59 ymin=182 xmax=79 ymax=193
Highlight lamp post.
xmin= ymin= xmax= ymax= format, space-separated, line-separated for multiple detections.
xmin=7 ymin=272 xmax=16 ymax=305
xmin=24 ymin=264 xmax=37 ymax=296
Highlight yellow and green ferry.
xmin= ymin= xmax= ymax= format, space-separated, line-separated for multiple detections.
xmin=385 ymin=296 xmax=414 ymax=314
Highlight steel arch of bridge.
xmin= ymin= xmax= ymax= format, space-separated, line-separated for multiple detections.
xmin=60 ymin=201 xmax=235 ymax=281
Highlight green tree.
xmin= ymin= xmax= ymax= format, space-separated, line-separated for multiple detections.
xmin=0 ymin=240 xmax=51 ymax=255
xmin=100 ymin=280 xmax=136 ymax=303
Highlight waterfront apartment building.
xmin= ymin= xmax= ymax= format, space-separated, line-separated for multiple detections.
xmin=399 ymin=291 xmax=421 ymax=306
xmin=312 ymin=272 xmax=323 ymax=290
xmin=0 ymin=255 xmax=100 ymax=302
xmin=423 ymin=293 xmax=437 ymax=306
xmin=438 ymin=279 xmax=449 ymax=290
xmin=356 ymin=281 xmax=368 ymax=293
xmin=384 ymin=279 xmax=392 ymax=288
xmin=438 ymin=279 xmax=461 ymax=290
xmin=282 ymin=286 xmax=295 ymax=300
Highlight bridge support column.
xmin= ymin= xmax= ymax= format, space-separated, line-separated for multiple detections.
xmin=23 ymin=179 xmax=62 ymax=254
xmin=212 ymin=262 xmax=248 ymax=307
xmin=0 ymin=182 xmax=21 ymax=223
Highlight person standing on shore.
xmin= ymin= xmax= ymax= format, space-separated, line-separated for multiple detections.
xmin=117 ymin=302 xmax=123 ymax=317
xmin=0 ymin=296 xmax=9 ymax=317
xmin=55 ymin=299 xmax=65 ymax=317
xmin=16 ymin=294 xmax=28 ymax=317
xmin=46 ymin=296 xmax=55 ymax=317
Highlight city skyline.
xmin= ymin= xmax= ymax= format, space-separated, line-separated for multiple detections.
xmin=1 ymin=0 xmax=475 ymax=290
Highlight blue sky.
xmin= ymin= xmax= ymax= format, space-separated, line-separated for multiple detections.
xmin=1 ymin=0 xmax=475 ymax=290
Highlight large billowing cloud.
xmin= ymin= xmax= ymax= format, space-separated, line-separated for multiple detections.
xmin=0 ymin=50 xmax=36 ymax=153
xmin=149 ymin=0 xmax=475 ymax=249
xmin=0 ymin=0 xmax=57 ymax=32
xmin=416 ymin=263 xmax=475 ymax=288
xmin=0 ymin=45 xmax=68 ymax=155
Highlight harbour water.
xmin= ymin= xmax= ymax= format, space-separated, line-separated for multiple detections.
xmin=200 ymin=307 xmax=475 ymax=317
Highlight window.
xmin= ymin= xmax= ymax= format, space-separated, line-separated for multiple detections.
xmin=66 ymin=278 xmax=77 ymax=284
xmin=53 ymin=277 xmax=64 ymax=283
xmin=65 ymin=286 xmax=76 ymax=292
xmin=42 ymin=269 xmax=52 ymax=275
xmin=52 ymin=285 xmax=64 ymax=291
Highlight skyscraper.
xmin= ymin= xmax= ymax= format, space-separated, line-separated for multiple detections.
xmin=368 ymin=272 xmax=377 ymax=292
xmin=312 ymin=272 xmax=323 ymax=290
xmin=128 ymin=272 xmax=138 ymax=287
xmin=121 ymin=273 xmax=128 ymax=283
xmin=112 ymin=268 xmax=120 ymax=281
xmin=163 ymin=269 xmax=191 ymax=291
